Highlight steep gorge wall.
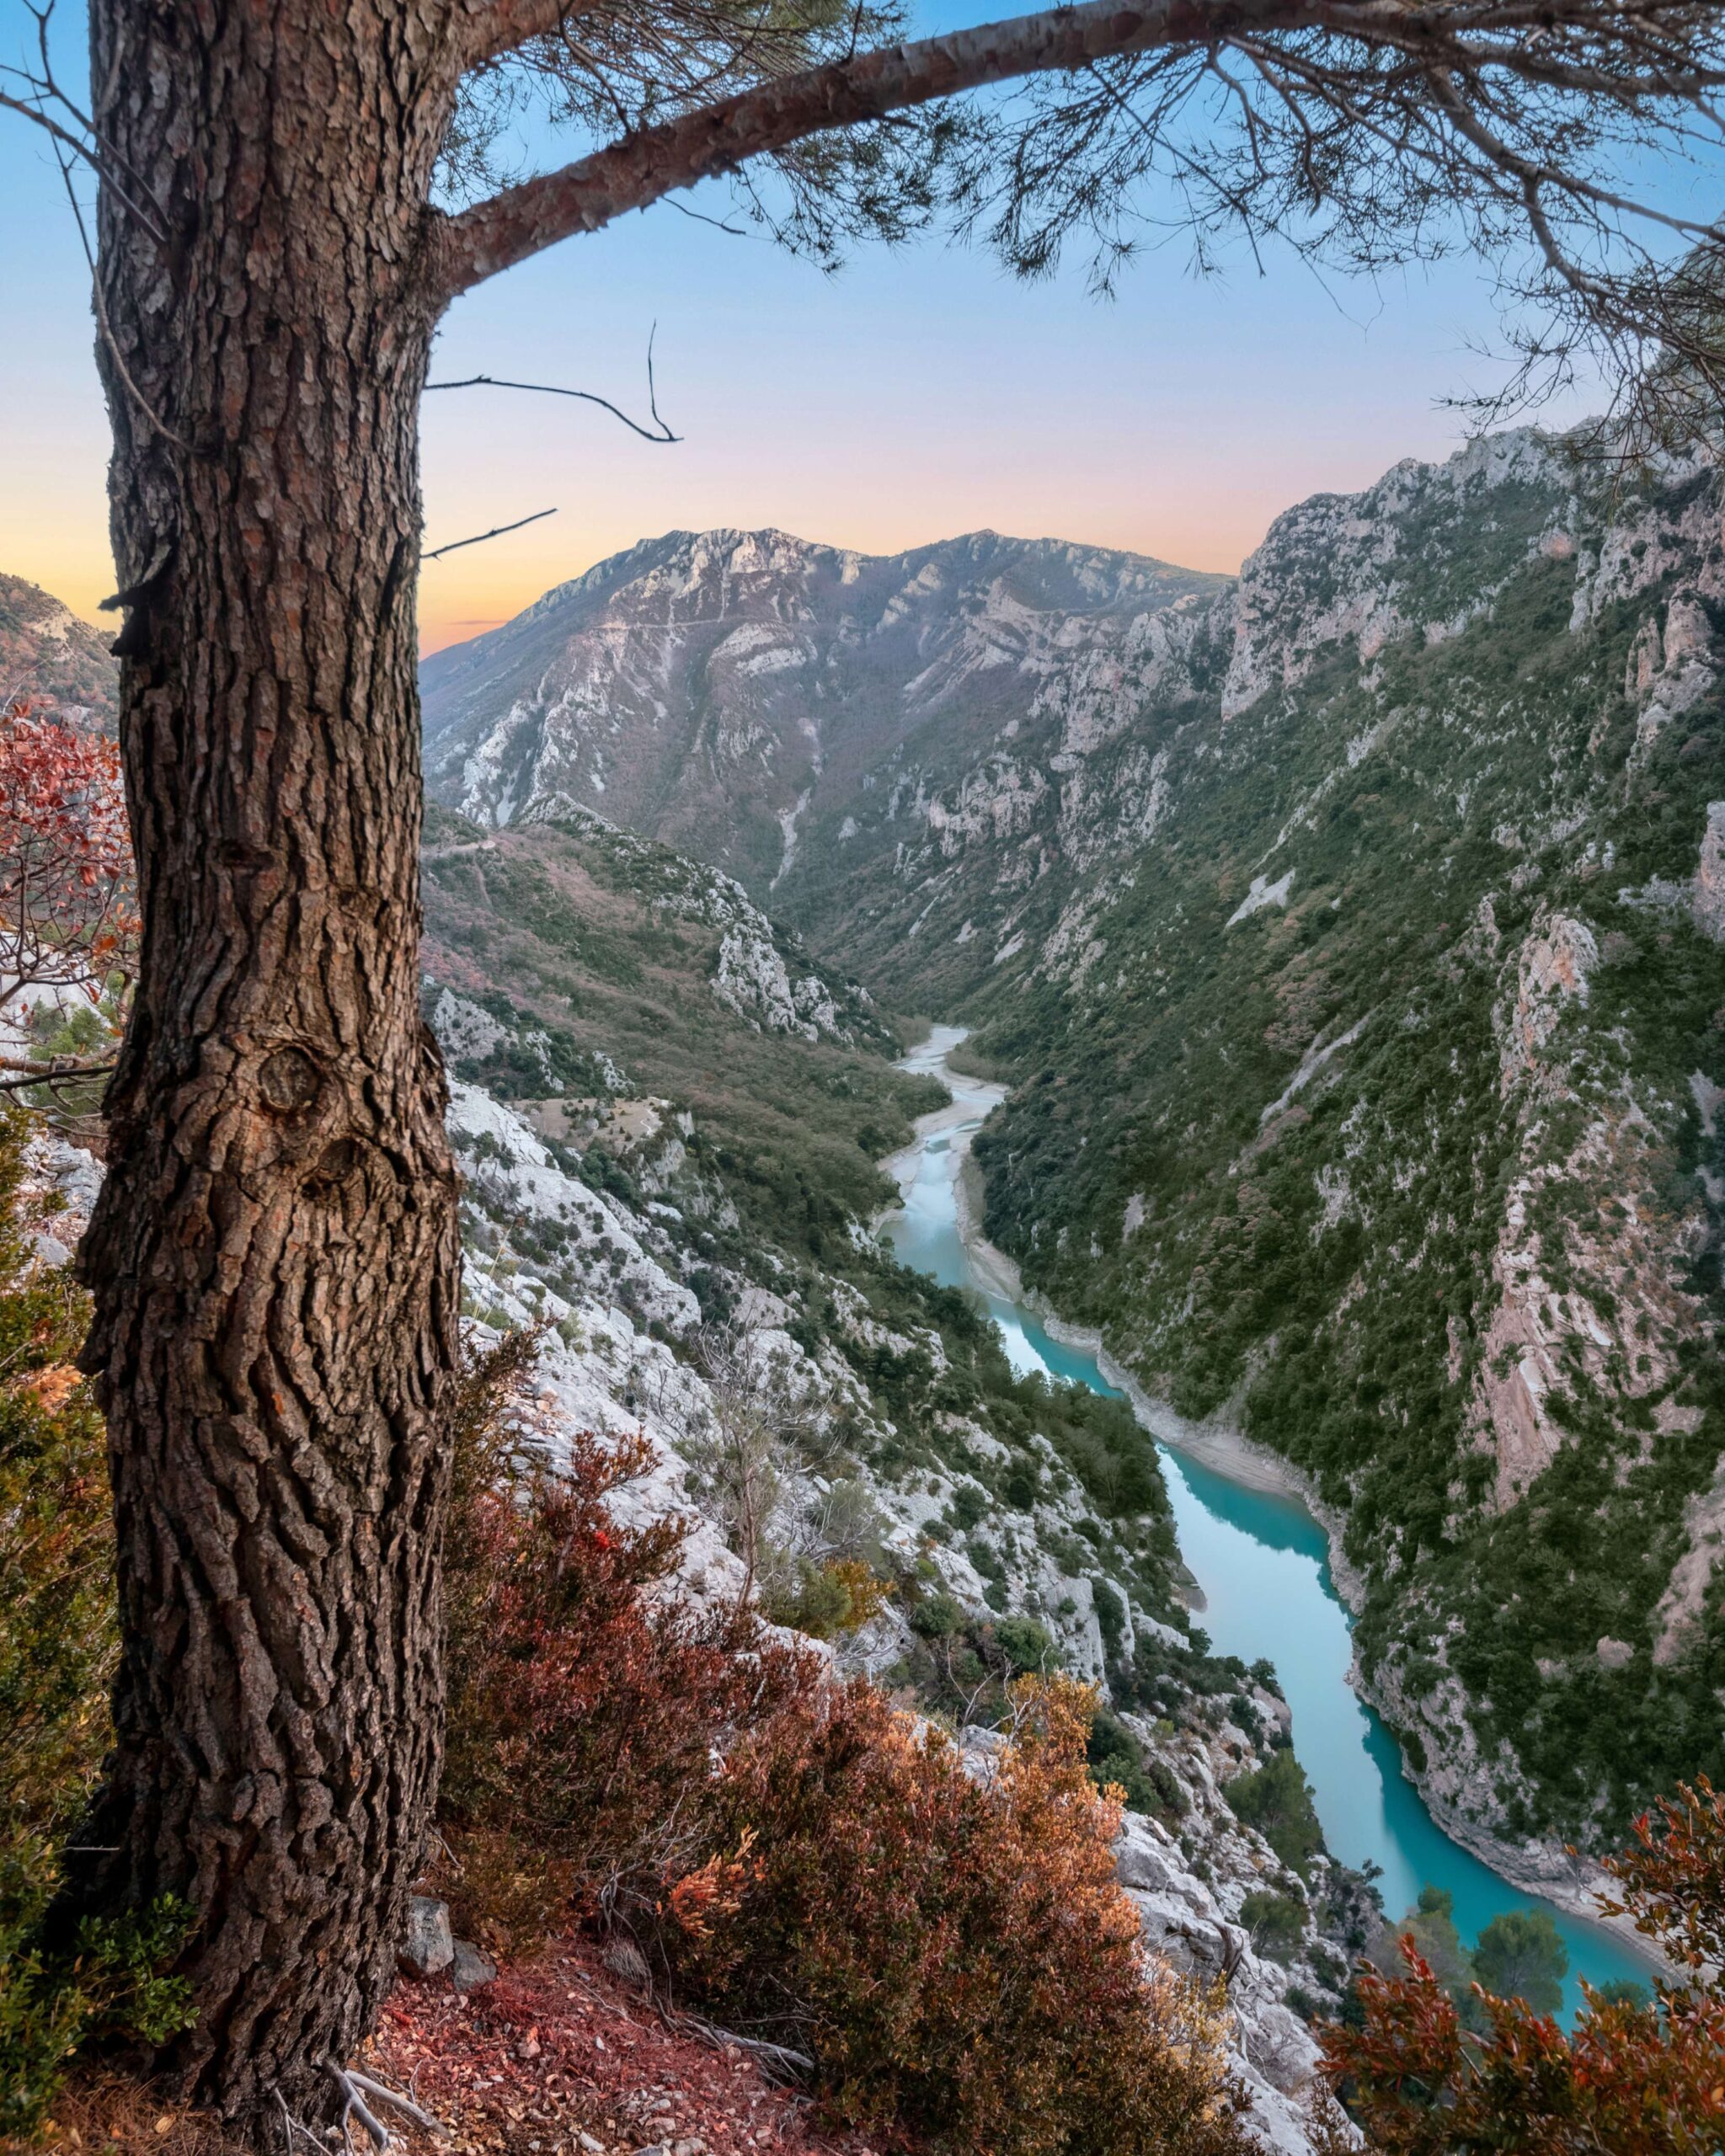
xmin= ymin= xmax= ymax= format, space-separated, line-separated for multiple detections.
xmin=928 ymin=437 xmax=1725 ymax=1859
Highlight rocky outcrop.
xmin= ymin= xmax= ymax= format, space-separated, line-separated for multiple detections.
xmin=1112 ymin=1814 xmax=1327 ymax=2153
xmin=1220 ymin=430 xmax=1566 ymax=720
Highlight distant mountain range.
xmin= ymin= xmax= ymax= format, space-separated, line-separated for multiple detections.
xmin=419 ymin=527 xmax=1224 ymax=893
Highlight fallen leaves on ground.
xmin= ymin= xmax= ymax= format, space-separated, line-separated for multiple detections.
xmin=371 ymin=1930 xmax=880 ymax=2156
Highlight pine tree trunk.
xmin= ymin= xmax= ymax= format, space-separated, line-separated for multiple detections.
xmin=61 ymin=4 xmax=464 ymax=2130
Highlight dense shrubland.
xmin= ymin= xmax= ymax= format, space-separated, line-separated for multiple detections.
xmin=435 ymin=1337 xmax=1256 ymax=2156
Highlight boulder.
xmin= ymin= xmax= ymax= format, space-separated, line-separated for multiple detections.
xmin=451 ymin=1937 xmax=497 ymax=1993
xmin=398 ymin=1894 xmax=454 ymax=1979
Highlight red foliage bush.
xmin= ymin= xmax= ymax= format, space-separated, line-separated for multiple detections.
xmin=441 ymin=1356 xmax=813 ymax=1934
xmin=0 ymin=700 xmax=136 ymax=1024
xmin=657 ymin=1674 xmax=1251 ymax=2156
xmin=1317 ymin=1777 xmax=1725 ymax=2154
xmin=441 ymin=1360 xmax=1252 ymax=2156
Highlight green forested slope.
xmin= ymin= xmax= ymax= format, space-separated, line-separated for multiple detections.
xmin=954 ymin=454 xmax=1725 ymax=1848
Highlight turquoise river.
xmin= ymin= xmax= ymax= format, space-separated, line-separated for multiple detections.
xmin=884 ymin=1026 xmax=1652 ymax=2017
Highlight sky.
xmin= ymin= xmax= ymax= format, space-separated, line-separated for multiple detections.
xmin=0 ymin=4 xmax=1599 ymax=657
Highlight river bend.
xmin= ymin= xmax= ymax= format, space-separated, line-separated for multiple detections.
xmin=883 ymin=1025 xmax=1648 ymax=2016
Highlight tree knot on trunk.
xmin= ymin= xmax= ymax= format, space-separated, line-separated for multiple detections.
xmin=258 ymin=1045 xmax=323 ymax=1116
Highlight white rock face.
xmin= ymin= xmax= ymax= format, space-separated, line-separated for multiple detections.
xmin=1220 ymin=430 xmax=1558 ymax=720
xmin=1227 ymin=871 xmax=1295 ymax=927
xmin=421 ymin=531 xmax=1222 ymax=863
xmin=432 ymin=987 xmax=507 ymax=1061
xmin=713 ymin=925 xmax=845 ymax=1041
xmin=1112 ymin=1803 xmax=1329 ymax=2152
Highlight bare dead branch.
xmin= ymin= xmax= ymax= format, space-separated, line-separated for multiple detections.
xmin=48 ymin=139 xmax=193 ymax=454
xmin=422 ymin=506 xmax=558 ymax=560
xmin=326 ymin=2063 xmax=393 ymax=2153
xmin=426 ymin=326 xmax=680 ymax=440
xmin=665 ymin=194 xmax=748 ymax=235
xmin=342 ymin=2068 xmax=449 ymax=2136
xmin=1 ymin=1 xmax=172 ymax=245
xmin=0 ymin=1059 xmax=117 ymax=1096
xmin=666 ymin=2009 xmax=815 ymax=2080
xmin=275 ymin=2091 xmax=328 ymax=2156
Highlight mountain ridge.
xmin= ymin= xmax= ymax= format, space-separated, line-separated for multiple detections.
xmin=0 ymin=571 xmax=118 ymax=726
xmin=419 ymin=524 xmax=1226 ymax=881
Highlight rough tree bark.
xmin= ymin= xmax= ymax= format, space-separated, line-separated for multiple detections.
xmin=60 ymin=3 xmax=464 ymax=2127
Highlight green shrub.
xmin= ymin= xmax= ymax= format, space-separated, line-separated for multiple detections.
xmin=0 ymin=1103 xmax=195 ymax=2136
xmin=908 ymin=1590 xmax=965 ymax=1639
xmin=1224 ymin=1749 xmax=1325 ymax=1878
xmin=947 ymin=1483 xmax=988 ymax=1531
xmin=1086 ymin=1706 xmax=1178 ymax=1818
xmin=1092 ymin=1577 xmax=1127 ymax=1654
xmin=1239 ymin=1888 xmax=1306 ymax=1965
xmin=1 ymin=1877 xmax=195 ymax=2142
xmin=1002 ymin=1460 xmax=1040 ymax=1510
xmin=1471 ymin=1908 xmax=1567 ymax=2016
xmin=993 ymin=1613 xmax=1058 ymax=1674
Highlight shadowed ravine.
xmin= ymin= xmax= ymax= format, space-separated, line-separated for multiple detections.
xmin=883 ymin=1026 xmax=1652 ymax=2018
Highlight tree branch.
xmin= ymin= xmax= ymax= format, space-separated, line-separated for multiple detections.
xmin=431 ymin=0 xmax=1345 ymax=297
xmin=0 ymin=1057 xmax=116 ymax=1096
xmin=425 ymin=327 xmax=679 ymax=440
xmin=423 ymin=506 xmax=558 ymax=560
xmin=458 ymin=0 xmax=596 ymax=69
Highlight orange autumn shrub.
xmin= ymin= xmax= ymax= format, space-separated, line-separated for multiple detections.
xmin=659 ymin=1673 xmax=1252 ymax=2156
xmin=440 ymin=1351 xmax=814 ymax=1933
xmin=441 ymin=1351 xmax=1251 ymax=2154
xmin=1317 ymin=1777 xmax=1725 ymax=2155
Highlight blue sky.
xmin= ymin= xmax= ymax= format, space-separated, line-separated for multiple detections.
xmin=0 ymin=0 xmax=1600 ymax=649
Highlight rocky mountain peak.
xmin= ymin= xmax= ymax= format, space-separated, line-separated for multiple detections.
xmin=420 ymin=525 xmax=1226 ymax=887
